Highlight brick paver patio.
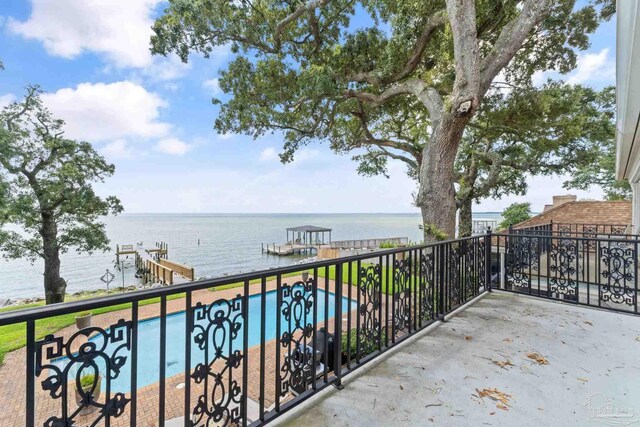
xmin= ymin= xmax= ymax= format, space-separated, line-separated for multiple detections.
xmin=0 ymin=274 xmax=377 ymax=427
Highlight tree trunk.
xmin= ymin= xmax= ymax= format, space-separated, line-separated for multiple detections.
xmin=417 ymin=114 xmax=469 ymax=241
xmin=41 ymin=213 xmax=66 ymax=304
xmin=458 ymin=197 xmax=473 ymax=238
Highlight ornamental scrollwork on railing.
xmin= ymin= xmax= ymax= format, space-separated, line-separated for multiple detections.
xmin=582 ymin=225 xmax=598 ymax=251
xmin=447 ymin=245 xmax=462 ymax=306
xmin=279 ymin=279 xmax=315 ymax=397
xmin=505 ymin=236 xmax=539 ymax=291
xmin=419 ymin=251 xmax=435 ymax=322
xmin=358 ymin=264 xmax=382 ymax=354
xmin=393 ymin=256 xmax=411 ymax=336
xmin=478 ymin=238 xmax=487 ymax=290
xmin=190 ymin=297 xmax=244 ymax=427
xmin=611 ymin=225 xmax=627 ymax=235
xmin=557 ymin=225 xmax=572 ymax=236
xmin=35 ymin=319 xmax=132 ymax=427
xmin=600 ymin=245 xmax=636 ymax=307
xmin=548 ymin=241 xmax=578 ymax=296
xmin=462 ymin=242 xmax=479 ymax=301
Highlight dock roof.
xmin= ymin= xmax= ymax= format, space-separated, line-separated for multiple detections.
xmin=285 ymin=225 xmax=332 ymax=233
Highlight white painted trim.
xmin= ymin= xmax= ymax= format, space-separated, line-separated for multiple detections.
xmin=616 ymin=0 xmax=640 ymax=179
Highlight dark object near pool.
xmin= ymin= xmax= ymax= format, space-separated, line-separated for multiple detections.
xmin=290 ymin=328 xmax=335 ymax=395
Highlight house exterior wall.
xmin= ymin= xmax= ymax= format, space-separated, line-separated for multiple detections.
xmin=616 ymin=0 xmax=640 ymax=231
xmin=633 ymin=182 xmax=640 ymax=231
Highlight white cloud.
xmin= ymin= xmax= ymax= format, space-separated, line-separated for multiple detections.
xmin=531 ymin=70 xmax=547 ymax=87
xmin=42 ymin=81 xmax=171 ymax=141
xmin=491 ymin=70 xmax=513 ymax=95
xmin=99 ymin=157 xmax=421 ymax=214
xmin=155 ymin=138 xmax=190 ymax=155
xmin=259 ymin=147 xmax=278 ymax=162
xmin=0 ymin=93 xmax=16 ymax=108
xmin=567 ymin=48 xmax=614 ymax=85
xmin=203 ymin=78 xmax=222 ymax=95
xmin=141 ymin=55 xmax=192 ymax=82
xmin=8 ymin=0 xmax=162 ymax=69
xmin=476 ymin=174 xmax=605 ymax=212
xmin=102 ymin=139 xmax=134 ymax=159
xmin=292 ymin=148 xmax=320 ymax=164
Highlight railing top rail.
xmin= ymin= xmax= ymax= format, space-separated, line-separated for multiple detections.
xmin=553 ymin=222 xmax=629 ymax=226
xmin=510 ymin=223 xmax=552 ymax=230
xmin=0 ymin=234 xmax=487 ymax=325
xmin=499 ymin=232 xmax=640 ymax=243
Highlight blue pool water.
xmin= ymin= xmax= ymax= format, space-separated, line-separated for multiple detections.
xmin=54 ymin=288 xmax=356 ymax=392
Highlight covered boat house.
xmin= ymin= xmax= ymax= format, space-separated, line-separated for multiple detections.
xmin=286 ymin=225 xmax=332 ymax=246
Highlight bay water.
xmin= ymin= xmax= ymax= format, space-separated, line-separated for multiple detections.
xmin=0 ymin=213 xmax=500 ymax=299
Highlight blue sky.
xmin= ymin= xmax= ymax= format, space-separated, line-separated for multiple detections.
xmin=0 ymin=0 xmax=617 ymax=214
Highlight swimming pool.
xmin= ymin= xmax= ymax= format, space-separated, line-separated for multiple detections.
xmin=54 ymin=288 xmax=356 ymax=392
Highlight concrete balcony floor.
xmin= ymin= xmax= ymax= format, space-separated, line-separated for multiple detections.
xmin=274 ymin=292 xmax=640 ymax=427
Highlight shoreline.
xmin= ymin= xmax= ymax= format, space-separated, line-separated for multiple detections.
xmin=0 ymin=255 xmax=322 ymax=309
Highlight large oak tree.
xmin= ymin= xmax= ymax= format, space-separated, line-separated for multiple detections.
xmin=456 ymin=83 xmax=617 ymax=236
xmin=151 ymin=0 xmax=612 ymax=240
xmin=0 ymin=87 xmax=123 ymax=304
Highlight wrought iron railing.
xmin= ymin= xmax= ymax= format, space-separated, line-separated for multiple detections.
xmin=0 ymin=235 xmax=490 ymax=427
xmin=552 ymin=222 xmax=630 ymax=236
xmin=495 ymin=231 xmax=640 ymax=315
xmin=471 ymin=220 xmax=498 ymax=235
xmin=510 ymin=222 xmax=631 ymax=238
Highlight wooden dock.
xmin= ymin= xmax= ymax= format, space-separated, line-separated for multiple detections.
xmin=330 ymin=237 xmax=408 ymax=249
xmin=116 ymin=242 xmax=195 ymax=286
xmin=262 ymin=236 xmax=410 ymax=256
xmin=262 ymin=243 xmax=318 ymax=256
xmin=262 ymin=225 xmax=333 ymax=256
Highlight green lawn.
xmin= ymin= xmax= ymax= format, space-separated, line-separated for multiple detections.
xmin=0 ymin=261 xmax=423 ymax=366
xmin=315 ymin=261 xmax=421 ymax=295
xmin=0 ymin=294 xmax=185 ymax=366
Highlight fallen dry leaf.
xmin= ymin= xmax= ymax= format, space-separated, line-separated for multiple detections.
xmin=503 ymin=338 xmax=513 ymax=343
xmin=584 ymin=321 xmax=593 ymax=326
xmin=465 ymin=335 xmax=473 ymax=340
xmin=635 ymin=336 xmax=640 ymax=342
xmin=496 ymin=403 xmax=509 ymax=411
xmin=476 ymin=387 xmax=513 ymax=409
xmin=492 ymin=359 xmax=514 ymax=369
xmin=490 ymin=412 xmax=496 ymax=416
xmin=577 ymin=378 xmax=589 ymax=383
xmin=527 ymin=352 xmax=549 ymax=365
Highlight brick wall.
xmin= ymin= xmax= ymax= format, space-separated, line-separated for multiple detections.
xmin=513 ymin=200 xmax=632 ymax=229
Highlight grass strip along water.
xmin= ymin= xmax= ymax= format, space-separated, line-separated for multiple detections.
xmin=0 ymin=260 xmax=422 ymax=365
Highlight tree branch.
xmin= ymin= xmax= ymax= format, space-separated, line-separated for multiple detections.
xmin=377 ymin=147 xmax=418 ymax=169
xmin=479 ymin=0 xmax=553 ymax=95
xmin=345 ymin=79 xmax=444 ymax=125
xmin=347 ymin=9 xmax=447 ymax=85
xmin=352 ymin=101 xmax=422 ymax=160
xmin=474 ymin=155 xmax=503 ymax=195
xmin=445 ymin=0 xmax=480 ymax=112
xmin=273 ymin=0 xmax=331 ymax=51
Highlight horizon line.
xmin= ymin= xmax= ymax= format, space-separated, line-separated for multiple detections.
xmin=113 ymin=211 xmax=505 ymax=215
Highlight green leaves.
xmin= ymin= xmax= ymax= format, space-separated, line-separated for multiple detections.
xmin=499 ymin=202 xmax=532 ymax=230
xmin=457 ymin=82 xmax=617 ymax=207
xmin=152 ymin=0 xmax=612 ymax=179
xmin=151 ymin=0 xmax=615 ymax=239
xmin=0 ymin=87 xmax=123 ymax=264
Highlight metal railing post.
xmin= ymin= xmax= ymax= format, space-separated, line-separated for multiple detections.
xmin=333 ymin=262 xmax=344 ymax=389
xmin=438 ymin=243 xmax=446 ymax=321
xmin=485 ymin=228 xmax=492 ymax=292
